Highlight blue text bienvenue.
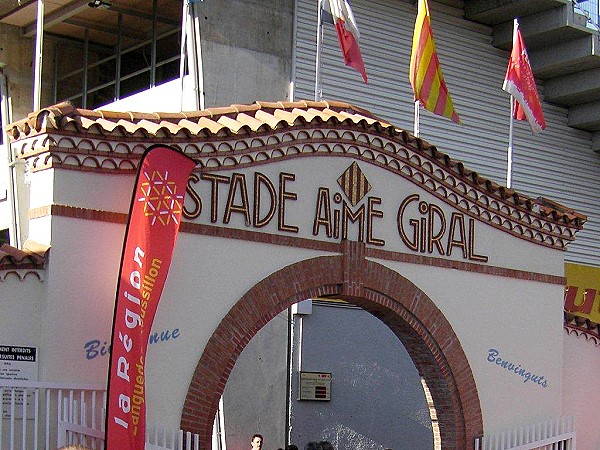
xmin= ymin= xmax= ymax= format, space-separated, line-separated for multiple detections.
xmin=85 ymin=328 xmax=180 ymax=360
xmin=487 ymin=348 xmax=548 ymax=388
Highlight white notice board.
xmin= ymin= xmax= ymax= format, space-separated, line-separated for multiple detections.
xmin=1 ymin=345 xmax=38 ymax=419
xmin=299 ymin=371 xmax=331 ymax=401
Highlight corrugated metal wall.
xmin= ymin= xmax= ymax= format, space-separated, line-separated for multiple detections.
xmin=293 ymin=0 xmax=600 ymax=266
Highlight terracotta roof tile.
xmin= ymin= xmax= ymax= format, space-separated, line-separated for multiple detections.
xmin=0 ymin=241 xmax=49 ymax=270
xmin=79 ymin=116 xmax=104 ymax=132
xmin=254 ymin=109 xmax=288 ymax=129
xmin=197 ymin=116 xmax=229 ymax=135
xmin=272 ymin=109 xmax=305 ymax=125
xmin=136 ymin=119 xmax=166 ymax=136
xmin=97 ymin=109 xmax=132 ymax=121
xmin=115 ymin=119 xmax=142 ymax=135
xmin=537 ymin=196 xmax=587 ymax=225
xmin=235 ymin=113 xmax=271 ymax=132
xmin=216 ymin=115 xmax=251 ymax=134
xmin=229 ymin=104 xmax=262 ymax=114
xmin=177 ymin=118 xmax=206 ymax=135
xmin=565 ymin=311 xmax=600 ymax=340
xmin=156 ymin=120 xmax=187 ymax=135
xmin=204 ymin=105 xmax=244 ymax=117
xmin=289 ymin=107 xmax=322 ymax=123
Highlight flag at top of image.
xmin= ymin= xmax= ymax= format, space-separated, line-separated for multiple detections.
xmin=502 ymin=19 xmax=546 ymax=134
xmin=325 ymin=0 xmax=368 ymax=82
xmin=409 ymin=0 xmax=460 ymax=123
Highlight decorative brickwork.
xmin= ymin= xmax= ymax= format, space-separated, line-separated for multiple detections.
xmin=181 ymin=241 xmax=483 ymax=449
xmin=7 ymin=100 xmax=586 ymax=251
xmin=0 ymin=241 xmax=49 ymax=281
xmin=564 ymin=312 xmax=600 ymax=346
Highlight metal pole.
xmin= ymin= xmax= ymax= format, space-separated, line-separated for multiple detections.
xmin=115 ymin=13 xmax=122 ymax=101
xmin=185 ymin=5 xmax=198 ymax=109
xmin=52 ymin=44 xmax=58 ymax=104
xmin=82 ymin=27 xmax=89 ymax=108
xmin=414 ymin=100 xmax=420 ymax=137
xmin=1 ymin=70 xmax=20 ymax=247
xmin=506 ymin=97 xmax=515 ymax=188
xmin=314 ymin=0 xmax=324 ymax=101
xmin=151 ymin=0 xmax=157 ymax=88
xmin=179 ymin=0 xmax=188 ymax=110
xmin=191 ymin=0 xmax=205 ymax=110
xmin=33 ymin=0 xmax=44 ymax=111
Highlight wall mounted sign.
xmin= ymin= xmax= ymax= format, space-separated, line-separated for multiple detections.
xmin=299 ymin=371 xmax=332 ymax=401
xmin=564 ymin=262 xmax=600 ymax=324
xmin=183 ymin=162 xmax=489 ymax=264
xmin=1 ymin=345 xmax=38 ymax=419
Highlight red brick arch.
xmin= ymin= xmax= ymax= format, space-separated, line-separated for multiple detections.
xmin=181 ymin=241 xmax=483 ymax=449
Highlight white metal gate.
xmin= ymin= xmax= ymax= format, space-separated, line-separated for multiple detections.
xmin=474 ymin=417 xmax=576 ymax=450
xmin=1 ymin=381 xmax=210 ymax=450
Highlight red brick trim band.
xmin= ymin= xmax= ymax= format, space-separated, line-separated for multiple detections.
xmin=180 ymin=246 xmax=483 ymax=450
xmin=37 ymin=204 xmax=564 ymax=285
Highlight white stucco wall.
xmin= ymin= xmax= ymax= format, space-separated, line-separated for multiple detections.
xmin=38 ymin=217 xmax=123 ymax=382
xmin=2 ymin=141 xmax=572 ymax=438
xmin=377 ymin=259 xmax=564 ymax=433
xmin=0 ymin=275 xmax=45 ymax=350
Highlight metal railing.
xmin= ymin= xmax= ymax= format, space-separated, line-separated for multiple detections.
xmin=474 ymin=416 xmax=576 ymax=450
xmin=575 ymin=0 xmax=600 ymax=30
xmin=1 ymin=380 xmax=106 ymax=450
xmin=1 ymin=381 xmax=204 ymax=450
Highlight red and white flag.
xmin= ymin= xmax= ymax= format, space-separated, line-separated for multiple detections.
xmin=105 ymin=145 xmax=195 ymax=450
xmin=325 ymin=0 xmax=368 ymax=82
xmin=502 ymin=19 xmax=546 ymax=134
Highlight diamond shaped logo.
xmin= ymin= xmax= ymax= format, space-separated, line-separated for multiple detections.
xmin=337 ymin=162 xmax=372 ymax=206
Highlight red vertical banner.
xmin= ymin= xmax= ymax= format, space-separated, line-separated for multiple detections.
xmin=105 ymin=145 xmax=195 ymax=450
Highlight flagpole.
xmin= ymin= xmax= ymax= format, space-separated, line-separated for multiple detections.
xmin=505 ymin=18 xmax=517 ymax=189
xmin=414 ymin=100 xmax=420 ymax=137
xmin=191 ymin=0 xmax=205 ymax=110
xmin=179 ymin=0 xmax=188 ymax=111
xmin=506 ymin=97 xmax=515 ymax=188
xmin=315 ymin=0 xmax=324 ymax=101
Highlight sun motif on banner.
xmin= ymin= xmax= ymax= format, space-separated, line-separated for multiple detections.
xmin=137 ymin=169 xmax=185 ymax=225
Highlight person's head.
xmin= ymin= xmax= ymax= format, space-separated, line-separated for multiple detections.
xmin=304 ymin=442 xmax=323 ymax=450
xmin=251 ymin=434 xmax=264 ymax=450
xmin=57 ymin=446 xmax=91 ymax=450
xmin=319 ymin=441 xmax=334 ymax=450
xmin=286 ymin=445 xmax=299 ymax=450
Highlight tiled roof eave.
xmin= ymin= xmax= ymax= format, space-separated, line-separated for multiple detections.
xmin=565 ymin=312 xmax=600 ymax=347
xmin=0 ymin=242 xmax=49 ymax=271
xmin=5 ymin=100 xmax=587 ymax=239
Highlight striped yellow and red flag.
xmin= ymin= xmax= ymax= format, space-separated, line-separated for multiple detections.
xmin=409 ymin=0 xmax=460 ymax=123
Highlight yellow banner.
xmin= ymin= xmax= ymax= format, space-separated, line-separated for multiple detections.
xmin=565 ymin=262 xmax=600 ymax=323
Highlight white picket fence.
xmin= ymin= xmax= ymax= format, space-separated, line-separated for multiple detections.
xmin=3 ymin=380 xmax=575 ymax=450
xmin=0 ymin=380 xmax=206 ymax=450
xmin=475 ymin=416 xmax=576 ymax=450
